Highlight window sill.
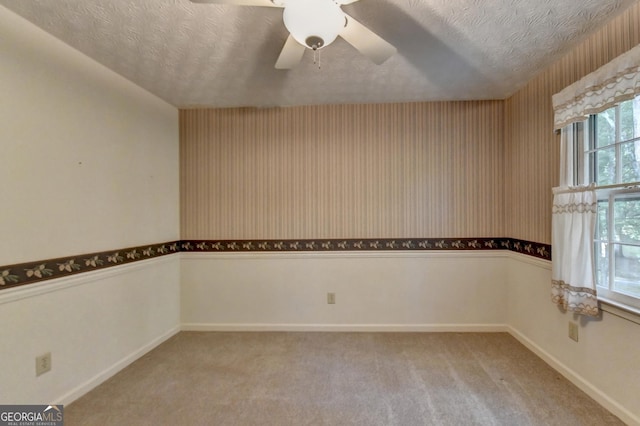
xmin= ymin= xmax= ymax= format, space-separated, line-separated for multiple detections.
xmin=599 ymin=297 xmax=640 ymax=325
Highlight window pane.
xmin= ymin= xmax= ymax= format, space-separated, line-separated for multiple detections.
xmin=583 ymin=98 xmax=640 ymax=308
xmin=613 ymin=195 xmax=640 ymax=243
xmin=612 ymin=194 xmax=640 ymax=297
xmin=596 ymin=200 xmax=608 ymax=240
xmin=619 ymin=98 xmax=640 ymax=141
xmin=596 ymin=107 xmax=616 ymax=147
xmin=613 ymin=244 xmax=640 ymax=297
xmin=621 ymin=141 xmax=640 ymax=183
xmin=595 ymin=242 xmax=610 ymax=289
xmin=593 ymin=148 xmax=616 ymax=185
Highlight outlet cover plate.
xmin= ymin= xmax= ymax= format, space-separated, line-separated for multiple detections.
xmin=568 ymin=322 xmax=579 ymax=342
xmin=36 ymin=352 xmax=51 ymax=376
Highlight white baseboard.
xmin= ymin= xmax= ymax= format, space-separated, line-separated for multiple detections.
xmin=56 ymin=325 xmax=180 ymax=406
xmin=507 ymin=326 xmax=639 ymax=426
xmin=181 ymin=323 xmax=509 ymax=332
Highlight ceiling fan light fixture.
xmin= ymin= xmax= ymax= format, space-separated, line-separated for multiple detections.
xmin=283 ymin=0 xmax=346 ymax=50
xmin=305 ymin=36 xmax=324 ymax=50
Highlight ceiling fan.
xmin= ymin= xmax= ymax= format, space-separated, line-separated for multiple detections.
xmin=190 ymin=0 xmax=397 ymax=69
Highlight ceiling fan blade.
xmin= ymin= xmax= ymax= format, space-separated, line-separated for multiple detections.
xmin=275 ymin=35 xmax=306 ymax=69
xmin=336 ymin=0 xmax=362 ymax=4
xmin=340 ymin=15 xmax=397 ymax=65
xmin=190 ymin=0 xmax=282 ymax=7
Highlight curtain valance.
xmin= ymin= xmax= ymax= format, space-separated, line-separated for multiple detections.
xmin=552 ymin=43 xmax=640 ymax=130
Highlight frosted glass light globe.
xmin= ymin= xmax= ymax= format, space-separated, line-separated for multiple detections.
xmin=283 ymin=0 xmax=346 ymax=49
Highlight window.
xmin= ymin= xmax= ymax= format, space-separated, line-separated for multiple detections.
xmin=574 ymin=97 xmax=640 ymax=311
xmin=552 ymin=44 xmax=640 ymax=316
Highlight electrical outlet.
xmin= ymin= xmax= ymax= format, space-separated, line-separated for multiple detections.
xmin=568 ymin=322 xmax=579 ymax=342
xmin=327 ymin=292 xmax=336 ymax=304
xmin=36 ymin=352 xmax=52 ymax=376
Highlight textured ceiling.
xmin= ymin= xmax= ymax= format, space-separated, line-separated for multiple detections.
xmin=0 ymin=0 xmax=637 ymax=108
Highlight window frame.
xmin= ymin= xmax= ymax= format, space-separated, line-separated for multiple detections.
xmin=572 ymin=99 xmax=640 ymax=313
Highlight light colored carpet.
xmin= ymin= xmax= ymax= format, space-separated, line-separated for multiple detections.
xmin=66 ymin=332 xmax=623 ymax=425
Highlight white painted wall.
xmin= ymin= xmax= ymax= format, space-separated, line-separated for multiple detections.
xmin=0 ymin=6 xmax=179 ymax=265
xmin=0 ymin=6 xmax=180 ymax=405
xmin=506 ymin=254 xmax=640 ymax=426
xmin=181 ymin=252 xmax=508 ymax=331
xmin=0 ymin=257 xmax=180 ymax=404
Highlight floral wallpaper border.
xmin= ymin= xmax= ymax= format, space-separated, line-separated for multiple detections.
xmin=179 ymin=238 xmax=551 ymax=260
xmin=0 ymin=238 xmax=551 ymax=291
xmin=0 ymin=241 xmax=180 ymax=291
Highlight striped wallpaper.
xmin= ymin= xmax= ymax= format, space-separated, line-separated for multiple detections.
xmin=180 ymin=102 xmax=505 ymax=240
xmin=505 ymin=1 xmax=640 ymax=244
xmin=181 ymin=2 xmax=640 ymax=244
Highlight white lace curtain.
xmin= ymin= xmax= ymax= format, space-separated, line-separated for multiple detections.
xmin=551 ymin=186 xmax=598 ymax=316
xmin=552 ymin=43 xmax=640 ymax=130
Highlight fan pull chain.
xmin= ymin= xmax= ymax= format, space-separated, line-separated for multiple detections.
xmin=313 ymin=49 xmax=321 ymax=69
